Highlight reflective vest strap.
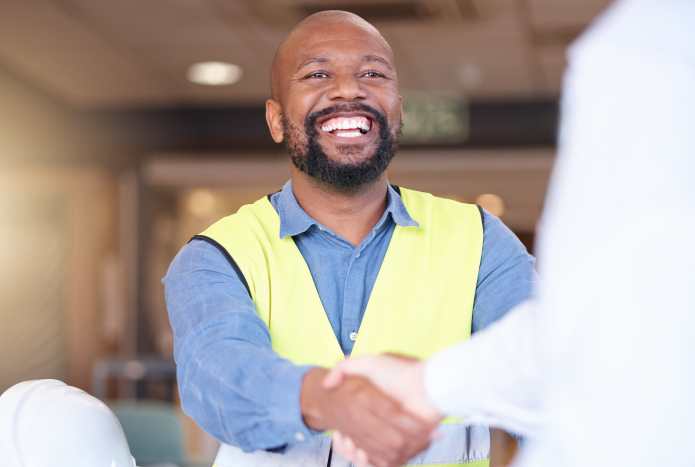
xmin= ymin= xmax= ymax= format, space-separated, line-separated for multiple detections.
xmin=404 ymin=424 xmax=489 ymax=466
xmin=428 ymin=461 xmax=489 ymax=467
xmin=213 ymin=436 xmax=332 ymax=467
xmin=213 ymin=425 xmax=490 ymax=467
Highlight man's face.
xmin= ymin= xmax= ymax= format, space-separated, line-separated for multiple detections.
xmin=269 ymin=22 xmax=402 ymax=190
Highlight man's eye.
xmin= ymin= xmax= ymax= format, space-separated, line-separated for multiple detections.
xmin=363 ymin=71 xmax=384 ymax=78
xmin=307 ymin=72 xmax=329 ymax=78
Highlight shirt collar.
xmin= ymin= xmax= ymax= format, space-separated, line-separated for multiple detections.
xmin=276 ymin=180 xmax=419 ymax=239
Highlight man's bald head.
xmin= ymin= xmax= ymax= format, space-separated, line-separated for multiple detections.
xmin=269 ymin=10 xmax=395 ymax=102
xmin=264 ymin=10 xmax=403 ymax=192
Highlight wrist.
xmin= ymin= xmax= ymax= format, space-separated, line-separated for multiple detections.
xmin=300 ymin=368 xmax=330 ymax=431
xmin=409 ymin=361 xmax=443 ymax=422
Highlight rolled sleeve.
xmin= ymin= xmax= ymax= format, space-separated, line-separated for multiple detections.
xmin=163 ymin=240 xmax=315 ymax=452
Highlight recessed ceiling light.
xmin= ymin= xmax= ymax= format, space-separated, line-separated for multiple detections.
xmin=457 ymin=63 xmax=483 ymax=89
xmin=187 ymin=61 xmax=242 ymax=86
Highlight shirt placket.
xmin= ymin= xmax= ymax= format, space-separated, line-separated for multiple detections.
xmin=339 ymin=228 xmax=380 ymax=355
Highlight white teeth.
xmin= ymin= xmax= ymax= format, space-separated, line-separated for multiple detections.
xmin=336 ymin=130 xmax=361 ymax=137
xmin=321 ymin=117 xmax=372 ymax=134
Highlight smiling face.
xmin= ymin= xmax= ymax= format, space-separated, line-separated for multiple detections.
xmin=266 ymin=12 xmax=403 ymax=190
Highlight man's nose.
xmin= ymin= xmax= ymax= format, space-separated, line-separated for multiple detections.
xmin=327 ymin=74 xmax=367 ymax=101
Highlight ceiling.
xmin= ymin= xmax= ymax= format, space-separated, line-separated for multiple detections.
xmin=0 ymin=0 xmax=612 ymax=109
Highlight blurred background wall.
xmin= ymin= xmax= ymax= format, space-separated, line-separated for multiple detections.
xmin=0 ymin=0 xmax=612 ymax=464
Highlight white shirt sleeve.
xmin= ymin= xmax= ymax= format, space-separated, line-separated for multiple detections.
xmin=425 ymin=299 xmax=547 ymax=437
xmin=423 ymin=1 xmax=695 ymax=466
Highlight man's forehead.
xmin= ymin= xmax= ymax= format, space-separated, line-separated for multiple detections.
xmin=284 ymin=22 xmax=394 ymax=68
xmin=294 ymin=21 xmax=380 ymax=44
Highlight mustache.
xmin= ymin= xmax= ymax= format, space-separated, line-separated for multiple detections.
xmin=304 ymin=103 xmax=386 ymax=131
xmin=283 ymin=101 xmax=401 ymax=191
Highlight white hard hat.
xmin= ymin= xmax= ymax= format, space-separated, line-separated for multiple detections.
xmin=0 ymin=379 xmax=137 ymax=467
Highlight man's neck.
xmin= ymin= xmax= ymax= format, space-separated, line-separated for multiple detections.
xmin=291 ymin=169 xmax=389 ymax=247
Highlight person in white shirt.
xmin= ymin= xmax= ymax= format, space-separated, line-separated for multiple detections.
xmin=324 ymin=0 xmax=695 ymax=466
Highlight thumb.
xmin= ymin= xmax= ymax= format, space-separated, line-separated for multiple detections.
xmin=323 ymin=360 xmax=349 ymax=389
xmin=323 ymin=355 xmax=378 ymax=389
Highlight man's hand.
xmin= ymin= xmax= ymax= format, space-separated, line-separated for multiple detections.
xmin=301 ymin=368 xmax=437 ymax=467
xmin=321 ymin=355 xmax=444 ymax=467
xmin=323 ymin=354 xmax=443 ymax=422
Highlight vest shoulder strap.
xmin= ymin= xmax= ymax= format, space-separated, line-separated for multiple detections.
xmin=189 ymin=234 xmax=252 ymax=298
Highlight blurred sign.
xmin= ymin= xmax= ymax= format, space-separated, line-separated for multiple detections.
xmin=401 ymin=96 xmax=469 ymax=144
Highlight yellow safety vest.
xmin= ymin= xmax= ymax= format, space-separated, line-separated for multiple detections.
xmin=200 ymin=187 xmax=488 ymax=467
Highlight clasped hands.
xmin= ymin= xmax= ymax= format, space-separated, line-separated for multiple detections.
xmin=301 ymin=355 xmax=443 ymax=467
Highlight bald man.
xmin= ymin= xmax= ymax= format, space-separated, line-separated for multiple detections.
xmin=164 ymin=11 xmax=538 ymax=467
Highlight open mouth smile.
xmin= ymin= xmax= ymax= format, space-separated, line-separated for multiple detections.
xmin=320 ymin=115 xmax=373 ymax=139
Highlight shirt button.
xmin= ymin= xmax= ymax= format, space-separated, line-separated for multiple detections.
xmin=349 ymin=332 xmax=357 ymax=341
xmin=356 ymin=253 xmax=360 ymax=258
xmin=295 ymin=432 xmax=306 ymax=442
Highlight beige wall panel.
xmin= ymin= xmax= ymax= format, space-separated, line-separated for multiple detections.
xmin=0 ymin=65 xmax=84 ymax=163
xmin=0 ymin=167 xmax=118 ymax=393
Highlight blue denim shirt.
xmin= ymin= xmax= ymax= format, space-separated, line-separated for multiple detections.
xmin=164 ymin=181 xmax=539 ymax=452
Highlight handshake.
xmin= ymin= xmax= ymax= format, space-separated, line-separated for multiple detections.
xmin=301 ymin=354 xmax=442 ymax=467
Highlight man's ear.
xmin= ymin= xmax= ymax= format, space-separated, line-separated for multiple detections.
xmin=266 ymin=99 xmax=284 ymax=143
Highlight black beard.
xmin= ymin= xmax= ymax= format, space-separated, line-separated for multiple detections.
xmin=283 ymin=103 xmax=401 ymax=191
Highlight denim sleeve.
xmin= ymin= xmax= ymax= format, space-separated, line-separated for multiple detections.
xmin=163 ymin=240 xmax=316 ymax=452
xmin=472 ymin=210 xmax=540 ymax=333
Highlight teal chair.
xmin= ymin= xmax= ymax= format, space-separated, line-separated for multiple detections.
xmin=109 ymin=401 xmax=186 ymax=467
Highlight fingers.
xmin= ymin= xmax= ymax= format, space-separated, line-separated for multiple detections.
xmin=332 ymin=431 xmax=357 ymax=462
xmin=333 ymin=432 xmax=376 ymax=467
xmin=383 ymin=352 xmax=419 ymax=362
xmin=326 ymin=355 xmax=443 ymax=424
xmin=306 ymin=368 xmax=436 ymax=467
xmin=368 ymin=394 xmax=436 ymax=445
xmin=355 ymin=447 xmax=374 ymax=467
xmin=321 ymin=356 xmax=449 ymax=467
xmin=430 ymin=426 xmax=443 ymax=441
xmin=324 ymin=355 xmax=411 ymax=403
xmin=346 ymin=378 xmax=434 ymax=466
xmin=323 ymin=355 xmax=380 ymax=389
xmin=332 ymin=376 xmax=433 ymax=467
